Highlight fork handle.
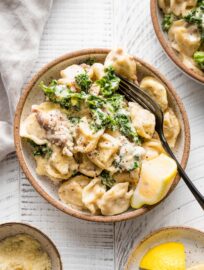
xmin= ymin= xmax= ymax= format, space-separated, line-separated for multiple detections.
xmin=159 ymin=133 xmax=204 ymax=210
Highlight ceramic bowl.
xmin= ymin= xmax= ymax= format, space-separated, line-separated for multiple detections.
xmin=150 ymin=0 xmax=204 ymax=84
xmin=126 ymin=226 xmax=204 ymax=269
xmin=14 ymin=48 xmax=190 ymax=222
xmin=0 ymin=222 xmax=62 ymax=269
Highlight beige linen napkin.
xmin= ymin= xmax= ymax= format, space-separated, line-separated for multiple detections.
xmin=0 ymin=0 xmax=52 ymax=161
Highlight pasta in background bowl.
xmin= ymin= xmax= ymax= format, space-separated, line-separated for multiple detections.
xmin=151 ymin=0 xmax=204 ymax=84
xmin=14 ymin=48 xmax=190 ymax=222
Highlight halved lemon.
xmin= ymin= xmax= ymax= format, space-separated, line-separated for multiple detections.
xmin=131 ymin=153 xmax=177 ymax=208
xmin=140 ymin=242 xmax=186 ymax=270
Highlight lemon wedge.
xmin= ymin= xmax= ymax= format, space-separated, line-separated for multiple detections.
xmin=131 ymin=153 xmax=177 ymax=208
xmin=188 ymin=265 xmax=204 ymax=270
xmin=140 ymin=242 xmax=186 ymax=270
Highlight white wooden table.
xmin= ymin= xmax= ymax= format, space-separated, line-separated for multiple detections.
xmin=0 ymin=1 xmax=204 ymax=269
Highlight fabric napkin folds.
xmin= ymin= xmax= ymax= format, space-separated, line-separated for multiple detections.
xmin=0 ymin=0 xmax=52 ymax=161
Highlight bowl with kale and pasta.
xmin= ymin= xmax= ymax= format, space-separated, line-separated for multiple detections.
xmin=14 ymin=48 xmax=190 ymax=222
xmin=151 ymin=0 xmax=204 ymax=84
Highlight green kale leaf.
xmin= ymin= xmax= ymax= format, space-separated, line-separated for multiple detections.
xmin=184 ymin=3 xmax=204 ymax=41
xmin=68 ymin=116 xmax=80 ymax=124
xmin=75 ymin=72 xmax=92 ymax=92
xmin=162 ymin=13 xmax=175 ymax=32
xmin=91 ymin=108 xmax=116 ymax=131
xmin=194 ymin=51 xmax=204 ymax=69
xmin=115 ymin=113 xmax=140 ymax=144
xmin=106 ymin=94 xmax=124 ymax=112
xmin=86 ymin=95 xmax=105 ymax=109
xmin=40 ymin=80 xmax=86 ymax=110
xmin=100 ymin=170 xmax=115 ymax=189
xmin=84 ymin=57 xmax=96 ymax=66
xmin=96 ymin=66 xmax=120 ymax=97
xmin=27 ymin=139 xmax=52 ymax=159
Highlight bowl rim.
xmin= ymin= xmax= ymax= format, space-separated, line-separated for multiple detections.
xmin=14 ymin=48 xmax=190 ymax=222
xmin=150 ymin=0 xmax=204 ymax=84
xmin=125 ymin=225 xmax=204 ymax=269
xmin=0 ymin=221 xmax=63 ymax=269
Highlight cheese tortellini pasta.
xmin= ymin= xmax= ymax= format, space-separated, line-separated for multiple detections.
xmin=168 ymin=20 xmax=201 ymax=57
xmin=159 ymin=0 xmax=204 ymax=76
xmin=82 ymin=178 xmax=106 ymax=214
xmin=159 ymin=0 xmax=197 ymax=16
xmin=20 ymin=49 xmax=180 ymax=216
xmin=98 ymin=183 xmax=133 ymax=216
xmin=87 ymin=133 xmax=120 ymax=169
xmin=58 ymin=175 xmax=90 ymax=208
xmin=140 ymin=76 xmax=168 ymax=112
xmin=104 ymin=48 xmax=137 ymax=81
xmin=129 ymin=102 xmax=156 ymax=139
xmin=163 ymin=108 xmax=181 ymax=148
xmin=35 ymin=146 xmax=78 ymax=181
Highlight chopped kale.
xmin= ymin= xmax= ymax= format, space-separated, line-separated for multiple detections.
xmin=40 ymin=80 xmax=86 ymax=110
xmin=115 ymin=113 xmax=140 ymax=144
xmin=132 ymin=160 xmax=139 ymax=170
xmin=75 ymin=72 xmax=92 ymax=92
xmin=106 ymin=94 xmax=124 ymax=112
xmin=85 ymin=57 xmax=96 ymax=66
xmin=184 ymin=3 xmax=204 ymax=41
xmin=115 ymin=151 xmax=139 ymax=172
xmin=162 ymin=13 xmax=175 ymax=32
xmin=87 ymin=95 xmax=105 ymax=109
xmin=27 ymin=139 xmax=52 ymax=159
xmin=68 ymin=116 xmax=80 ymax=124
xmin=194 ymin=51 xmax=204 ymax=69
xmin=96 ymin=66 xmax=120 ymax=97
xmin=198 ymin=0 xmax=204 ymax=6
xmin=100 ymin=170 xmax=115 ymax=189
xmin=91 ymin=108 xmax=116 ymax=131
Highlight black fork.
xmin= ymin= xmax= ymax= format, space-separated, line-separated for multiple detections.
xmin=118 ymin=76 xmax=204 ymax=210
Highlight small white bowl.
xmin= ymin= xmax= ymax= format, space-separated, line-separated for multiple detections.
xmin=0 ymin=222 xmax=62 ymax=269
xmin=126 ymin=226 xmax=204 ymax=269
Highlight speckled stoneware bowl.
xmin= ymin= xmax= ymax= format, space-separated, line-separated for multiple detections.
xmin=14 ymin=48 xmax=190 ymax=222
xmin=151 ymin=0 xmax=204 ymax=84
xmin=126 ymin=226 xmax=204 ymax=269
xmin=0 ymin=222 xmax=62 ymax=269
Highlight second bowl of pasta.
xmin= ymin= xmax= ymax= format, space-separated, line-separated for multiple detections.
xmin=14 ymin=48 xmax=190 ymax=222
xmin=151 ymin=0 xmax=204 ymax=84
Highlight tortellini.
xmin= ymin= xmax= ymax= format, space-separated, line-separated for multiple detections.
xmin=58 ymin=175 xmax=90 ymax=208
xmin=163 ymin=108 xmax=180 ymax=148
xmin=98 ymin=183 xmax=133 ymax=215
xmin=158 ymin=0 xmax=197 ymax=16
xmin=82 ymin=178 xmax=106 ymax=214
xmin=140 ymin=76 xmax=168 ymax=112
xmin=58 ymin=64 xmax=85 ymax=89
xmin=104 ymin=48 xmax=137 ymax=81
xmin=91 ymin=63 xmax=105 ymax=80
xmin=78 ymin=154 xmax=102 ymax=177
xmin=113 ymin=170 xmax=140 ymax=185
xmin=142 ymin=139 xmax=166 ymax=160
xmin=129 ymin=102 xmax=156 ymax=139
xmin=168 ymin=20 xmax=201 ymax=57
xmin=36 ymin=146 xmax=78 ymax=181
xmin=75 ymin=117 xmax=104 ymax=153
xmin=87 ymin=133 xmax=120 ymax=169
xmin=20 ymin=113 xmax=48 ymax=145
